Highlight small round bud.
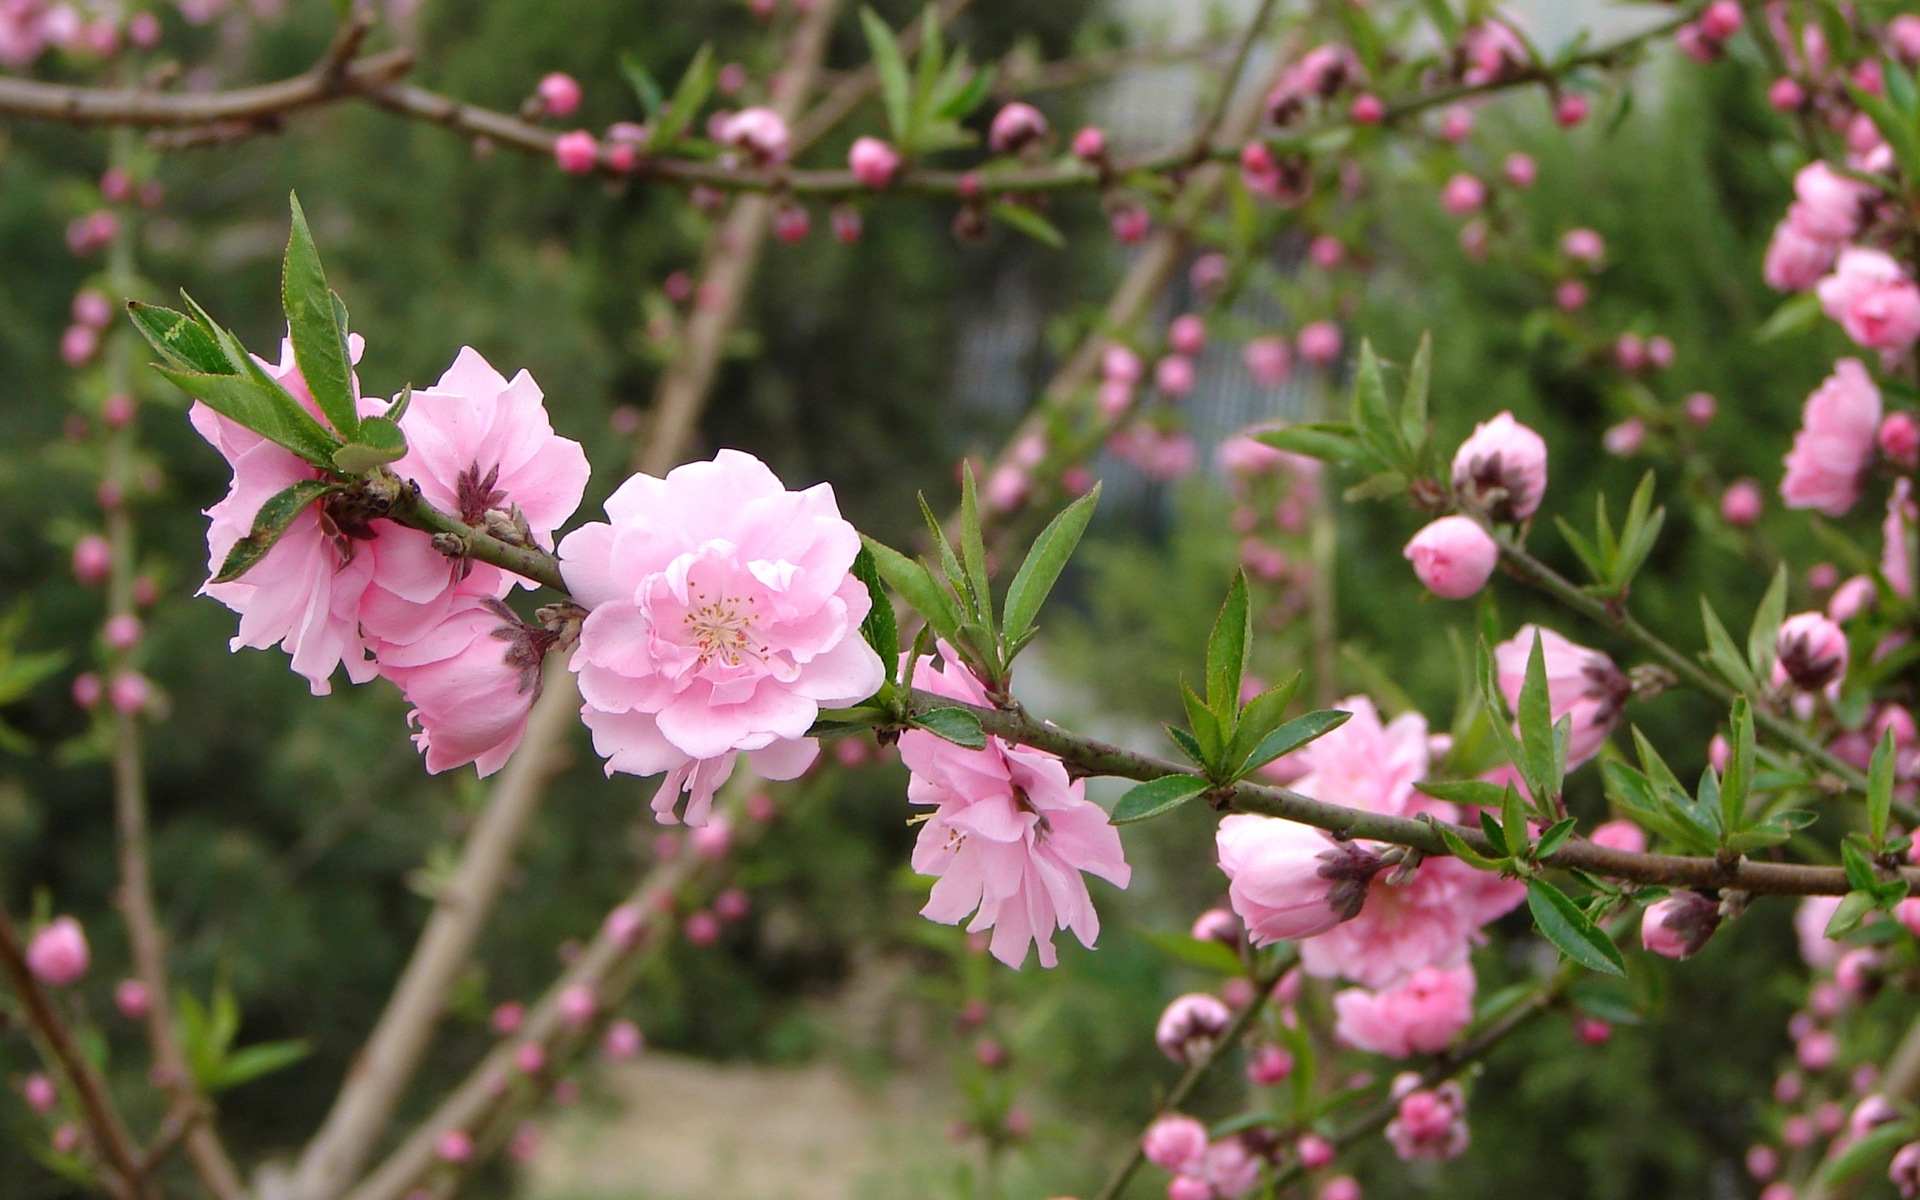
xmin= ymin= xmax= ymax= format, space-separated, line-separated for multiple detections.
xmin=1350 ymin=93 xmax=1385 ymax=124
xmin=1555 ymin=93 xmax=1590 ymax=127
xmin=1404 ymin=516 xmax=1498 ymax=600
xmin=1721 ymin=480 xmax=1763 ymax=527
xmin=685 ymin=910 xmax=722 ymax=945
xmin=101 ymin=393 xmax=137 ymax=429
xmin=435 ymin=1130 xmax=472 ymax=1164
xmin=1769 ymin=77 xmax=1806 ymax=111
xmin=1503 ymin=153 xmax=1537 ymax=188
xmin=115 ymin=979 xmax=151 ymax=1020
xmin=22 ymin=1073 xmax=57 ymax=1112
xmin=108 ymin=672 xmax=150 ymax=715
xmin=536 ymin=72 xmax=582 ymax=116
xmin=558 ymin=985 xmax=596 ymax=1030
xmin=103 ymin=614 xmax=142 ymax=651
xmin=1071 ymin=125 xmax=1107 ymax=161
xmin=603 ymin=1018 xmax=643 ymax=1061
xmin=553 ymin=130 xmax=599 ymax=175
xmin=72 ymin=535 xmax=112 ymax=586
xmin=987 ymin=102 xmax=1047 ymax=154
xmin=72 ymin=673 xmax=103 ymax=709
xmin=772 ymin=204 xmax=811 ymax=244
xmin=848 ymin=136 xmax=902 ymax=188
xmin=28 ymin=917 xmax=90 ymax=987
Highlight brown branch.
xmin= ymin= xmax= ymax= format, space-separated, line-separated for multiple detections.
xmin=0 ymin=905 xmax=149 ymax=1200
xmin=0 ymin=48 xmax=411 ymax=126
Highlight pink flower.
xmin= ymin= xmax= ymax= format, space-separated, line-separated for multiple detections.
xmin=1774 ymin=611 xmax=1849 ymax=691
xmin=1101 ymin=343 xmax=1144 ymax=385
xmin=1460 ymin=22 xmax=1525 ymax=86
xmin=115 ymin=979 xmax=150 ymax=1019
xmin=1451 ymin=412 xmax=1547 ymax=521
xmin=536 ymin=72 xmax=582 ymax=116
xmin=1782 ymin=359 xmax=1882 ymax=516
xmin=72 ymin=534 xmax=111 ymax=586
xmin=1641 ymin=892 xmax=1720 ymax=959
xmin=716 ymin=107 xmax=790 ymax=164
xmin=1722 ymin=479 xmax=1764 ymax=526
xmin=1215 ymin=813 xmax=1384 ymax=945
xmin=1603 ymin=417 xmax=1645 ymax=457
xmin=1764 ymin=219 xmax=1837 ymax=290
xmin=553 ymin=130 xmax=599 ymax=175
xmin=603 ymin=1019 xmax=643 ymax=1060
xmin=1142 ymin=1115 xmax=1209 ymax=1172
xmin=1169 ymin=314 xmax=1206 ymax=357
xmin=1300 ymin=856 xmax=1519 ymax=989
xmin=1494 ymin=626 xmax=1628 ymax=769
xmin=27 ymin=916 xmax=89 ymax=987
xmin=1156 ymin=993 xmax=1232 ymax=1063
xmin=1818 ymin=248 xmax=1920 ymax=352
xmin=1071 ymin=125 xmax=1107 ymax=161
xmin=373 ymin=598 xmax=547 ymax=776
xmin=1886 ymin=480 xmax=1915 ymax=600
xmin=1883 ymin=413 xmax=1920 ymax=470
xmin=1333 ymin=964 xmax=1476 ymax=1057
xmin=1216 ymin=432 xmax=1287 ymax=477
xmin=1182 ymin=1138 xmax=1262 ymax=1199
xmin=848 ymin=136 xmax=901 ymax=188
xmin=901 ymin=649 xmax=1130 ymax=969
xmin=1296 ymin=321 xmax=1342 ymax=366
xmin=1287 ymin=695 xmax=1446 ymax=820
xmin=1404 ymin=516 xmax=1498 ymax=599
xmin=1504 ymin=153 xmax=1537 ymax=188
xmin=1561 ymin=228 xmax=1605 ymax=267
xmin=21 ymin=1073 xmax=55 ymax=1113
xmin=1386 ymin=1077 xmax=1469 ymax=1160
xmin=1440 ymin=173 xmax=1486 ymax=216
xmin=987 ymin=102 xmax=1047 ymax=154
xmin=561 ymin=450 xmax=885 ymax=826
xmin=1893 ymin=15 xmax=1920 ymax=64
xmin=1589 ymin=819 xmax=1647 ymax=854
xmin=1789 ymin=162 xmax=1874 ymax=243
xmin=1243 ymin=337 xmax=1292 ymax=387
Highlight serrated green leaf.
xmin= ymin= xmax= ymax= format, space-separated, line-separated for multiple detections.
xmin=1001 ymin=484 xmax=1099 ymax=649
xmin=989 ymin=202 xmax=1066 ymax=249
xmin=860 ymin=8 xmax=913 ymax=142
xmin=863 ymin=536 xmax=960 ymax=643
xmin=156 ymin=367 xmax=341 ymax=469
xmin=282 ymin=195 xmax=360 ymax=440
xmin=653 ymin=43 xmax=716 ymax=147
xmin=1224 ymin=674 xmax=1303 ymax=769
xmin=1205 ymin=572 xmax=1252 ymax=733
xmin=1416 ymin=779 xmax=1516 ymax=808
xmin=1747 ymin=565 xmax=1789 ymax=684
xmin=1870 ymin=728 xmax=1897 ymax=845
xmin=1111 ymin=775 xmax=1211 ymax=824
xmin=911 ymin=707 xmax=986 ymax=750
xmin=1700 ymin=598 xmax=1758 ymax=694
xmin=1438 ymin=822 xmax=1507 ymax=871
xmin=1501 ymin=782 xmax=1529 ymax=858
xmin=126 ymin=301 xmax=229 ymax=375
xmin=330 ymin=415 xmax=407 ymax=475
xmin=1535 ymin=817 xmax=1578 ymax=860
xmin=1350 ymin=341 xmax=1407 ymax=470
xmin=1516 ymin=630 xmax=1556 ymax=809
xmin=1843 ymin=839 xmax=1879 ymax=893
xmin=851 ymin=546 xmax=900 ymax=685
xmin=1237 ymin=710 xmax=1351 ymax=777
xmin=1825 ymin=889 xmax=1876 ymax=938
xmin=213 ymin=480 xmax=342 ymax=584
xmin=1166 ymin=724 xmax=1209 ymax=769
xmin=1527 ymin=879 xmax=1625 ymax=976
xmin=957 ymin=465 xmax=993 ymax=627
xmin=1182 ymin=680 xmax=1224 ymax=764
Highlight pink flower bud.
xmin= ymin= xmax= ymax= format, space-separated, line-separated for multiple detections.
xmin=1641 ymin=892 xmax=1720 ymax=959
xmin=1109 ymin=204 xmax=1150 ymax=244
xmin=71 ymin=289 xmax=113 ymax=329
xmin=1320 ymin=1178 xmax=1362 ymax=1200
xmin=1684 ymin=391 xmax=1717 ymax=426
xmin=22 ymin=1073 xmax=56 ymax=1112
xmin=1440 ymin=173 xmax=1486 ymax=216
xmin=848 ymin=136 xmax=901 ymax=188
xmin=1169 ymin=314 xmax=1206 ymax=357
xmin=1386 ymin=1079 xmax=1469 ymax=1160
xmin=536 ymin=72 xmax=582 ymax=116
xmin=72 ymin=535 xmax=112 ymax=586
xmin=100 ymin=167 xmax=133 ymax=202
xmin=1603 ymin=418 xmax=1645 ymax=457
xmin=1589 ymin=820 xmax=1647 ymax=854
xmin=1155 ymin=354 xmax=1195 ymax=398
xmin=51 ymin=1124 xmax=81 ymax=1155
xmin=1452 ymin=412 xmax=1548 ymax=520
xmin=1701 ymin=1 xmax=1741 ymax=40
xmin=1101 ymin=343 xmax=1143 ymax=386
xmin=1555 ymin=280 xmax=1589 ymax=311
xmin=1767 ymin=77 xmax=1806 ymax=112
xmin=1155 ymin=993 xmax=1232 ymax=1064
xmin=974 ymin=1037 xmax=1007 ymax=1068
xmin=1881 ymin=412 xmax=1919 ymax=469
xmin=689 ymin=815 xmax=732 ymax=859
xmin=553 ymin=130 xmax=599 ymax=174
xmin=27 ymin=917 xmax=89 ymax=987
xmin=1298 ymin=1132 xmax=1336 ymax=1169
xmin=1555 ymin=93 xmax=1590 ymax=127
xmin=1747 ymin=1144 xmax=1780 ymax=1181
xmin=115 ymin=979 xmax=150 ymax=1019
xmin=491 ymin=1001 xmax=524 ymax=1035
xmin=716 ymin=107 xmax=790 ymax=164
xmin=987 ymin=102 xmax=1047 ymax=154
xmin=685 ymin=910 xmax=722 ymax=945
xmin=1244 ymin=337 xmax=1292 ymax=387
xmin=1499 ymin=156 xmax=1536 ymax=192
xmin=1142 ymin=1114 xmax=1209 ymax=1172
xmin=1439 ymin=105 xmax=1473 ymax=143
xmin=128 ymin=11 xmax=159 ymax=47
xmin=1297 ymin=320 xmax=1342 ymax=367
xmin=772 ymin=204 xmax=811 ymax=244
xmin=61 ymin=325 xmax=99 ymax=367
xmin=1562 ymin=228 xmax=1605 ymax=267
xmin=558 ymin=985 xmax=596 ymax=1030
xmin=1721 ymin=480 xmax=1763 ymax=527
xmin=1775 ymin=611 xmax=1848 ymax=691
xmin=72 ymin=673 xmax=102 ymax=709
xmin=101 ymin=392 xmax=136 ymax=429
xmin=103 ymin=614 xmax=142 ymax=652
xmin=1575 ymin=1017 xmax=1612 ymax=1045
xmin=1216 ymin=815 xmax=1383 ymax=945
xmin=1247 ymin=1044 xmax=1293 ymax=1085
xmin=1893 ymin=15 xmax=1920 ymax=64
xmin=603 ymin=1018 xmax=643 ymax=1060
xmin=1646 ymin=335 xmax=1674 ymax=369
xmin=1071 ymin=126 xmax=1107 ymax=161
xmin=1404 ymin=516 xmax=1498 ymax=600
xmin=1350 ymin=93 xmax=1385 ymax=124
xmin=515 ymin=1042 xmax=547 ymax=1075
xmin=1168 ymin=1176 xmax=1212 ymax=1200
xmin=1798 ymin=1028 xmax=1839 ymax=1072
xmin=603 ymin=903 xmax=646 ymax=949
xmin=435 ymin=1130 xmax=472 ymax=1163
xmin=108 ymin=672 xmax=150 ymax=715
xmin=714 ymin=887 xmax=750 ymax=922
xmin=1676 ymin=24 xmax=1720 ymax=65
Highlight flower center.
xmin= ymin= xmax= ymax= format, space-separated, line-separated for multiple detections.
xmin=683 ymin=590 xmax=761 ymax=668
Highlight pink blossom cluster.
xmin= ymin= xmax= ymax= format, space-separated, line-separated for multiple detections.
xmin=1141 ymin=1114 xmax=1263 ymax=1200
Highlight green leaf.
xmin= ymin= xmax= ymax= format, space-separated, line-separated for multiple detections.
xmin=863 ymin=536 xmax=960 ymax=643
xmin=1414 ymin=779 xmax=1516 ymax=808
xmin=1843 ymin=839 xmax=1879 ymax=894
xmin=652 ymin=43 xmax=716 ymax=147
xmin=281 ymin=195 xmax=360 ymax=440
xmin=1400 ymin=332 xmax=1432 ymax=463
xmin=1534 ymin=817 xmax=1578 ymax=861
xmin=1501 ymin=782 xmax=1529 ymax=858
xmin=1111 ymin=775 xmax=1211 ymax=824
xmin=1869 ymin=728 xmax=1898 ymax=845
xmin=330 ymin=415 xmax=407 ymax=475
xmin=1516 ymin=630 xmax=1557 ymax=809
xmin=209 ymin=1040 xmax=310 ymax=1093
xmin=1720 ymin=699 xmax=1756 ymax=834
xmin=1134 ymin=928 xmax=1244 ymax=975
xmin=1526 ymin=879 xmax=1625 ymax=976
xmin=934 ymin=61 xmax=995 ymax=121
xmin=911 ymin=707 xmax=986 ymax=750
xmin=1349 ymin=340 xmax=1408 ymax=470
xmin=1420 ymin=0 xmax=1461 ymax=41
xmin=988 ymin=203 xmax=1066 ymax=249
xmin=155 ymin=367 xmax=340 ymax=469
xmin=1437 ymin=822 xmax=1507 ymax=871
xmin=1747 ymin=565 xmax=1789 ymax=684
xmin=1223 ymin=674 xmax=1304 ymax=772
xmin=1815 ymin=1119 xmax=1916 ymax=1187
xmin=618 ymin=52 xmax=665 ymax=118
xmin=1001 ymin=484 xmax=1100 ymax=649
xmin=1182 ymin=680 xmax=1224 ymax=765
xmin=957 ymin=465 xmax=993 ymax=623
xmin=1826 ymin=889 xmax=1876 ymax=938
xmin=212 ymin=480 xmax=342 ymax=584
xmin=1754 ymin=291 xmax=1824 ymax=342
xmin=860 ymin=8 xmax=913 ymax=143
xmin=1205 ymin=572 xmax=1252 ymax=731
xmin=126 ymin=301 xmax=228 ymax=375
xmin=851 ymin=546 xmax=900 ymax=684
xmin=1166 ymin=725 xmax=1209 ymax=769
xmin=1237 ymin=710 xmax=1351 ymax=777
xmin=1611 ymin=473 xmax=1664 ymax=591
xmin=1254 ymin=423 xmax=1372 ymax=467
xmin=1700 ymin=598 xmax=1758 ymax=694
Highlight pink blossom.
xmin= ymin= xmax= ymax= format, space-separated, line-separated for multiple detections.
xmin=900 ymin=649 xmax=1130 ymax=968
xmin=1300 ymin=855 xmax=1519 ymax=989
xmin=536 ymin=72 xmax=582 ymax=116
xmin=1881 ymin=412 xmax=1919 ymax=470
xmin=373 ymin=598 xmax=546 ymax=776
xmin=22 ymin=1073 xmax=55 ymax=1113
xmin=1440 ymin=173 xmax=1486 ymax=216
xmin=1404 ymin=515 xmax=1498 ymax=599
xmin=1071 ymin=125 xmax=1107 ymax=161
xmin=72 ymin=534 xmax=111 ymax=585
xmin=1438 ymin=106 xmax=1473 ymax=143
xmin=987 ymin=102 xmax=1047 ymax=154
xmin=1782 ymin=359 xmax=1882 ymax=516
xmin=1774 ymin=611 xmax=1848 ymax=691
xmin=1243 ymin=337 xmax=1292 ymax=387
xmin=115 ymin=979 xmax=150 ymax=1019
xmin=1350 ymin=93 xmax=1384 ymax=124
xmin=848 ymin=136 xmax=901 ymax=188
xmin=1169 ymin=314 xmax=1206 ymax=357
xmin=1289 ymin=695 xmax=1448 ymax=821
xmin=1589 ymin=819 xmax=1647 ymax=854
xmin=1385 ymin=1077 xmax=1469 ymax=1160
xmin=1246 ymin=1043 xmax=1293 ymax=1085
xmin=1494 ymin=626 xmax=1628 ymax=769
xmin=1101 ymin=343 xmax=1143 ymax=385
xmin=1155 ymin=354 xmax=1195 ymax=397
xmin=558 ymin=985 xmax=596 ymax=1030
xmin=561 ymin=450 xmax=885 ymax=826
xmin=1722 ymin=479 xmax=1764 ymax=526
xmin=716 ymin=107 xmax=790 ymax=164
xmin=1556 ymin=280 xmax=1589 ymax=311
xmin=436 ymin=1130 xmax=472 ymax=1163
xmin=1818 ymin=248 xmax=1920 ymax=352
xmin=1142 ymin=1115 xmax=1209 ymax=1172
xmin=1603 ymin=418 xmax=1645 ymax=457
xmin=109 ymin=671 xmax=151 ymax=715
xmin=1556 ymin=94 xmax=1591 ymax=127
xmin=1156 ymin=993 xmax=1232 ymax=1063
xmin=1215 ymin=813 xmax=1383 ymax=945
xmin=1769 ymin=77 xmax=1806 ymax=111
xmin=1333 ymin=964 xmax=1475 ymax=1057
xmin=1504 ymin=153 xmax=1537 ymax=188
xmin=1182 ymin=1138 xmax=1262 ymax=1199
xmin=1461 ymin=22 xmax=1525 ymax=86
xmin=1561 ymin=228 xmax=1605 ymax=267
xmin=1790 ymin=163 xmax=1874 ymax=243
xmin=1451 ymin=412 xmax=1548 ymax=521
xmin=1887 ymin=480 xmax=1915 ymax=600
xmin=27 ymin=917 xmax=89 ymax=987
xmin=1893 ymin=15 xmax=1920 ymax=64
xmin=553 ymin=130 xmax=599 ymax=175
xmin=1701 ymin=1 xmax=1742 ymax=39
xmin=1641 ymin=892 xmax=1720 ymax=959
xmin=603 ymin=1018 xmax=643 ymax=1060
xmin=1319 ymin=1178 xmax=1362 ymax=1200
xmin=1765 ymin=219 xmax=1837 ymax=290
xmin=1298 ymin=1133 xmax=1335 ymax=1168
xmin=772 ymin=204 xmax=811 ymax=244
xmin=1297 ymin=321 xmax=1342 ymax=367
